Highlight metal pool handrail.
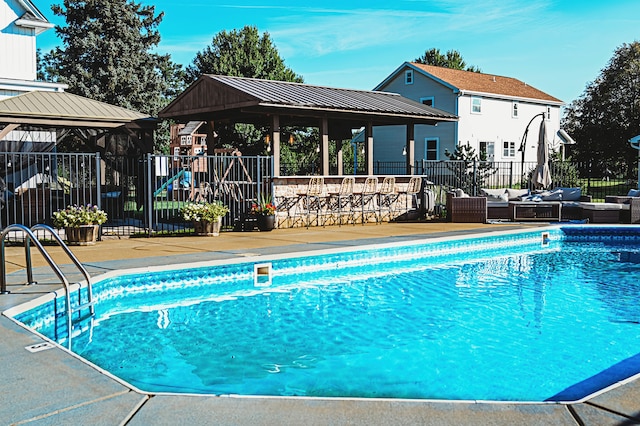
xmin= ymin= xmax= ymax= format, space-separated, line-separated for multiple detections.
xmin=0 ymin=224 xmax=94 ymax=349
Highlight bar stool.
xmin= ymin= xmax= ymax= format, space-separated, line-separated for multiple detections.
xmin=359 ymin=177 xmax=379 ymax=224
xmin=294 ymin=177 xmax=325 ymax=228
xmin=378 ymin=176 xmax=397 ymax=222
xmin=326 ymin=176 xmax=355 ymax=226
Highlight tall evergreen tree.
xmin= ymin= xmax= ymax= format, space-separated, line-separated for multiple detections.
xmin=414 ymin=48 xmax=481 ymax=72
xmin=562 ymin=42 xmax=640 ymax=177
xmin=42 ymin=0 xmax=184 ymax=122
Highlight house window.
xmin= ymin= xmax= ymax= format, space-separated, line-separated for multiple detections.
xmin=420 ymin=96 xmax=434 ymax=107
xmin=173 ymin=147 xmax=180 ymax=157
xmin=546 ymin=106 xmax=551 ymax=120
xmin=471 ymin=97 xmax=482 ymax=114
xmin=503 ymin=141 xmax=516 ymax=158
xmin=479 ymin=141 xmax=494 ymax=161
xmin=425 ymin=138 xmax=438 ymax=160
xmin=405 ymin=70 xmax=413 ymax=85
xmin=180 ymin=136 xmax=187 ymax=145
xmin=512 ymin=101 xmax=519 ymax=118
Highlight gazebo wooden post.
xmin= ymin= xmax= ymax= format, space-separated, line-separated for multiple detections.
xmin=320 ymin=117 xmax=330 ymax=175
xmin=337 ymin=140 xmax=344 ymax=175
xmin=206 ymin=120 xmax=216 ymax=155
xmin=271 ymin=115 xmax=281 ymax=177
xmin=406 ymin=122 xmax=415 ymax=175
xmin=365 ymin=122 xmax=374 ymax=175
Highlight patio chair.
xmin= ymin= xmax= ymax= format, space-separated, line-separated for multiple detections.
xmin=446 ymin=191 xmax=487 ymax=223
xmin=605 ymin=194 xmax=640 ymax=224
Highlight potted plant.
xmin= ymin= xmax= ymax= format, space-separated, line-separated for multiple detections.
xmin=180 ymin=200 xmax=229 ymax=236
xmin=52 ymin=204 xmax=108 ymax=245
xmin=251 ymin=194 xmax=277 ymax=231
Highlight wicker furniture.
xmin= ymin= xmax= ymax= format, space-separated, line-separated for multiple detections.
xmin=446 ymin=193 xmax=487 ymax=223
xmin=509 ymin=201 xmax=562 ymax=222
xmin=580 ymin=202 xmax=622 ymax=223
xmin=604 ymin=196 xmax=640 ymax=224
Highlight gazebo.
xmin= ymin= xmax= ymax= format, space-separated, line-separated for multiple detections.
xmin=159 ymin=75 xmax=458 ymax=176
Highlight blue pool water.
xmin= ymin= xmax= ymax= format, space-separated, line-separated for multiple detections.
xmin=13 ymin=226 xmax=640 ymax=401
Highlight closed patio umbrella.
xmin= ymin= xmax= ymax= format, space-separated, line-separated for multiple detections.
xmin=534 ymin=119 xmax=552 ymax=189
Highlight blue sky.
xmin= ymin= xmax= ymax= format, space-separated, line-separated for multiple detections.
xmin=36 ymin=0 xmax=640 ymax=106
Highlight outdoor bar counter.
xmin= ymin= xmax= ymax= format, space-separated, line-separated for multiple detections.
xmin=272 ymin=175 xmax=426 ymax=228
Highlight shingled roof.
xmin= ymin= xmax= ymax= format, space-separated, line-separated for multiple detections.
xmin=379 ymin=62 xmax=563 ymax=104
xmin=160 ymin=75 xmax=458 ymax=125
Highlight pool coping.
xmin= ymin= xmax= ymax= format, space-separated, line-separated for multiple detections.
xmin=2 ymin=224 xmax=640 ymax=424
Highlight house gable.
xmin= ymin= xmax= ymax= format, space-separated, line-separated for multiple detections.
xmin=372 ymin=62 xmax=564 ymax=165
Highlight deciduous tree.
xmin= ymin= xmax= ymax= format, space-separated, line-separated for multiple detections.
xmin=562 ymin=42 xmax=640 ymax=178
xmin=185 ymin=26 xmax=304 ymax=160
xmin=414 ymin=48 xmax=481 ymax=72
xmin=185 ymin=26 xmax=302 ymax=84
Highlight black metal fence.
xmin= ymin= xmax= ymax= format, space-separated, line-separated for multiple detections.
xmin=0 ymin=152 xmax=636 ymax=239
xmin=0 ymin=152 xmax=272 ymax=239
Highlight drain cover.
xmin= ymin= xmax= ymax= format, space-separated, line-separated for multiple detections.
xmin=25 ymin=342 xmax=55 ymax=353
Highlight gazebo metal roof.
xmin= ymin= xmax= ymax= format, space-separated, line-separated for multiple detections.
xmin=0 ymin=91 xmax=154 ymax=128
xmin=159 ymin=75 xmax=458 ymax=126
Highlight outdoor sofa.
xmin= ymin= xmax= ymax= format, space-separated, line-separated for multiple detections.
xmin=446 ymin=187 xmax=610 ymax=223
xmin=605 ymin=189 xmax=640 ymax=224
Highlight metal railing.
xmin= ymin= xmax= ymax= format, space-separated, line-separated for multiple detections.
xmin=0 ymin=224 xmax=94 ymax=349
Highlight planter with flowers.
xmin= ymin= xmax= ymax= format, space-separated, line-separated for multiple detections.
xmin=52 ymin=204 xmax=108 ymax=245
xmin=180 ymin=201 xmax=229 ymax=236
xmin=251 ymin=194 xmax=276 ymax=231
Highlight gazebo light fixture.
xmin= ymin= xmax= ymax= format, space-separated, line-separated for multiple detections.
xmin=289 ymin=134 xmax=294 ymax=145
xmin=402 ymin=146 xmax=407 ymax=156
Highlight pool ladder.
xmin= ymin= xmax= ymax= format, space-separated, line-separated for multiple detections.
xmin=0 ymin=224 xmax=94 ymax=349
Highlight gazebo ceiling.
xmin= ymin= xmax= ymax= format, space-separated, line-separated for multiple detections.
xmin=159 ymin=75 xmax=458 ymax=128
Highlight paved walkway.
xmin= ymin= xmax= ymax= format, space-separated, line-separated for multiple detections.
xmin=1 ymin=222 xmax=640 ymax=425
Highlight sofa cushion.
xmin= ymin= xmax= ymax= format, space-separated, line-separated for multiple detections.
xmin=506 ymin=188 xmax=529 ymax=201
xmin=627 ymin=188 xmax=640 ymax=197
xmin=480 ymin=188 xmax=508 ymax=202
xmin=539 ymin=188 xmax=562 ymax=201
xmin=555 ymin=187 xmax=582 ymax=201
xmin=454 ymin=188 xmax=469 ymax=198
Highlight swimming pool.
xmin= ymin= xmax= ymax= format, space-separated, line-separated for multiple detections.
xmin=10 ymin=226 xmax=640 ymax=402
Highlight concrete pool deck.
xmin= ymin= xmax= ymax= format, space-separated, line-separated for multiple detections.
xmin=1 ymin=221 xmax=640 ymax=425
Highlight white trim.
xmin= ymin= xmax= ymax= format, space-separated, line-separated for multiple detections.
xmin=459 ymin=89 xmax=564 ymax=106
xmin=0 ymin=78 xmax=67 ymax=94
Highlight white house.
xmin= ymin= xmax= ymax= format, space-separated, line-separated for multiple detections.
xmin=0 ymin=0 xmax=66 ymax=100
xmin=373 ymin=62 xmax=564 ymax=168
xmin=0 ymin=0 xmax=66 ymax=145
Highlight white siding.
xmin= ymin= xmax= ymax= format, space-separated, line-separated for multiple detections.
xmin=374 ymin=65 xmax=562 ymax=168
xmin=0 ymin=0 xmax=39 ymax=80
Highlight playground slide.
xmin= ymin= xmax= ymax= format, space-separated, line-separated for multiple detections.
xmin=154 ymin=169 xmax=187 ymax=197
